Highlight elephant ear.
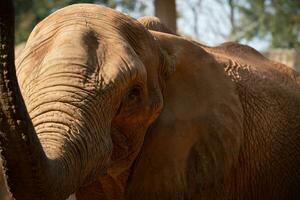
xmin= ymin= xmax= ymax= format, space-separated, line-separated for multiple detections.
xmin=126 ymin=32 xmax=244 ymax=199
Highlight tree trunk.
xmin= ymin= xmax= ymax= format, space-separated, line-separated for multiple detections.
xmin=0 ymin=1 xmax=102 ymax=199
xmin=0 ymin=1 xmax=48 ymax=199
xmin=154 ymin=0 xmax=177 ymax=33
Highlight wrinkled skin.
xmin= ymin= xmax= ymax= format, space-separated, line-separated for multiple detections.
xmin=0 ymin=3 xmax=164 ymax=200
xmin=1 ymin=2 xmax=300 ymax=200
xmin=126 ymin=20 xmax=300 ymax=200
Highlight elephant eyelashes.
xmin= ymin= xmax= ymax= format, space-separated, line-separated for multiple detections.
xmin=115 ymin=85 xmax=143 ymax=116
xmin=126 ymin=85 xmax=142 ymax=104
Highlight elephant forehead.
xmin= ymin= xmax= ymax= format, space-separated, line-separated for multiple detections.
xmin=24 ymin=3 xmax=160 ymax=72
xmin=41 ymin=27 xmax=103 ymax=75
xmin=45 ymin=27 xmax=147 ymax=87
xmin=28 ymin=4 xmax=156 ymax=55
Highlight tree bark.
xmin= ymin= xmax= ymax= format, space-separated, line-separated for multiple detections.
xmin=0 ymin=1 xmax=91 ymax=199
xmin=0 ymin=1 xmax=48 ymax=199
xmin=154 ymin=0 xmax=177 ymax=33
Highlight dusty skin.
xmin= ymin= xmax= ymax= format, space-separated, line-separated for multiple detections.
xmin=0 ymin=2 xmax=300 ymax=200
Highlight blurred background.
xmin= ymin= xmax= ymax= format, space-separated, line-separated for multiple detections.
xmin=14 ymin=0 xmax=300 ymax=71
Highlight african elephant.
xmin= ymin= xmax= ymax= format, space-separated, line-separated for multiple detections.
xmin=1 ymin=2 xmax=300 ymax=200
xmin=1 ymin=2 xmax=165 ymax=200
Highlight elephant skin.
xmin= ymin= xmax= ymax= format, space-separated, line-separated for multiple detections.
xmin=15 ymin=42 xmax=26 ymax=59
xmin=1 ymin=3 xmax=163 ymax=200
xmin=0 ymin=2 xmax=300 ymax=200
xmin=126 ymin=20 xmax=300 ymax=199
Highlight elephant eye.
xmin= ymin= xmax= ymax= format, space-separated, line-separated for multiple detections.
xmin=126 ymin=85 xmax=142 ymax=104
xmin=116 ymin=85 xmax=143 ymax=116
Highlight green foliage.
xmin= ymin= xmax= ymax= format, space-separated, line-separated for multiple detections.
xmin=236 ymin=0 xmax=300 ymax=49
xmin=14 ymin=0 xmax=144 ymax=43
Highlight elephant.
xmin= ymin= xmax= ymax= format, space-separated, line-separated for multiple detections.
xmin=1 ymin=2 xmax=165 ymax=199
xmin=1 ymin=1 xmax=300 ymax=200
xmin=126 ymin=18 xmax=300 ymax=200
xmin=14 ymin=42 xmax=26 ymax=59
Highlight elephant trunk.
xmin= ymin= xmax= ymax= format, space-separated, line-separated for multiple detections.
xmin=0 ymin=1 xmax=112 ymax=199
xmin=29 ymin=91 xmax=113 ymax=197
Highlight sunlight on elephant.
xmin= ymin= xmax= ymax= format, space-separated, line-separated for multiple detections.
xmin=1 ymin=1 xmax=300 ymax=200
xmin=15 ymin=42 xmax=26 ymax=59
xmin=1 ymin=2 xmax=164 ymax=199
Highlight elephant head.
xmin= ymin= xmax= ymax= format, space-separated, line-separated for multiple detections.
xmin=0 ymin=2 xmax=244 ymax=200
xmin=0 ymin=3 xmax=167 ymax=199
